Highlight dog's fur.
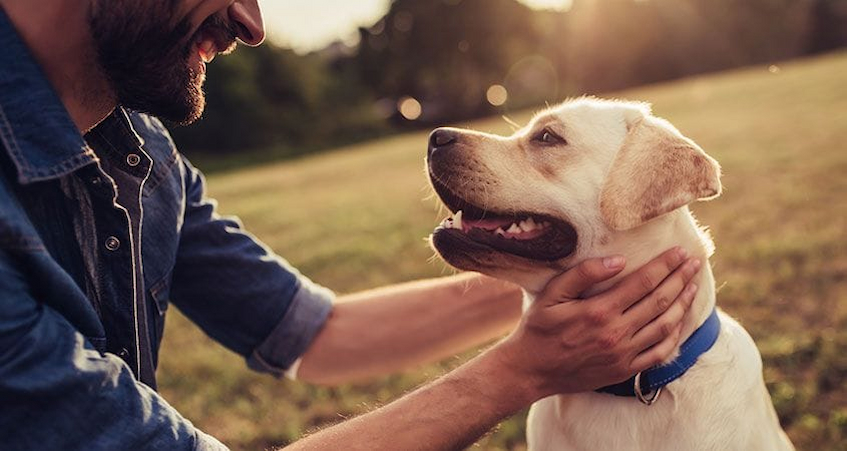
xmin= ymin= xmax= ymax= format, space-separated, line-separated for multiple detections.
xmin=427 ymin=98 xmax=794 ymax=450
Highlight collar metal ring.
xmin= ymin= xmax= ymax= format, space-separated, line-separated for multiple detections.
xmin=634 ymin=371 xmax=662 ymax=406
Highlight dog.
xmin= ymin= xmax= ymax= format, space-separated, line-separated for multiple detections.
xmin=426 ymin=98 xmax=794 ymax=450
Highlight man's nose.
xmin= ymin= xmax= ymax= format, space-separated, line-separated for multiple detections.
xmin=229 ymin=0 xmax=265 ymax=46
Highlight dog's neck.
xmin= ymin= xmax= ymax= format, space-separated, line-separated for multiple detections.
xmin=529 ymin=207 xmax=717 ymax=356
xmin=596 ymin=208 xmax=717 ymax=350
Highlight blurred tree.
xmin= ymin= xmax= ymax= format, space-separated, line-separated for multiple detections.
xmin=170 ymin=43 xmax=386 ymax=157
xmin=171 ymin=0 xmax=847 ymax=158
xmin=349 ymin=0 xmax=545 ymax=124
xmin=807 ymin=0 xmax=847 ymax=54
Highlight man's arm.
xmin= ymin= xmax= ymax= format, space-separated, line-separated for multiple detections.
xmin=169 ymin=158 xmax=334 ymax=378
xmin=297 ymin=273 xmax=523 ymax=385
xmin=0 ymin=249 xmax=227 ymax=451
xmin=291 ymin=346 xmax=536 ymax=451
xmin=287 ymin=249 xmax=700 ymax=450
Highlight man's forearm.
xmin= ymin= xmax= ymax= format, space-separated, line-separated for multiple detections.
xmin=297 ymin=273 xmax=523 ymax=385
xmin=285 ymin=346 xmax=535 ymax=451
xmin=286 ymin=251 xmax=700 ymax=450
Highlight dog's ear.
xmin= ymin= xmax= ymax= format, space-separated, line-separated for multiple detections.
xmin=599 ymin=113 xmax=722 ymax=231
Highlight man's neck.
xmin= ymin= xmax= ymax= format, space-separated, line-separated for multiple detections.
xmin=1 ymin=0 xmax=116 ymax=132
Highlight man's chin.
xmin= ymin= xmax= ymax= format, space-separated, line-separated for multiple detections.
xmin=168 ymin=99 xmax=205 ymax=126
xmin=167 ymin=76 xmax=206 ymax=125
xmin=124 ymin=88 xmax=205 ymax=126
xmin=110 ymin=57 xmax=206 ymax=126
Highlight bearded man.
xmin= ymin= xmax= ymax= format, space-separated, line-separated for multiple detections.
xmin=0 ymin=1 xmax=701 ymax=449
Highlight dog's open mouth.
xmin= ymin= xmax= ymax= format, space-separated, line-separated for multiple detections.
xmin=431 ymin=178 xmax=577 ymax=261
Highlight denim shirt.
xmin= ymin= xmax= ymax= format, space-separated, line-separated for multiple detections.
xmin=0 ymin=9 xmax=333 ymax=450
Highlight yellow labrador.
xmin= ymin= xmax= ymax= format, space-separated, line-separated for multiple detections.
xmin=426 ymin=98 xmax=793 ymax=451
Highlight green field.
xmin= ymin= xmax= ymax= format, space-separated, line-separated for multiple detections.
xmin=158 ymin=51 xmax=847 ymax=450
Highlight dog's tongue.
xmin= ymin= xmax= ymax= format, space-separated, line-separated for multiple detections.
xmin=463 ymin=217 xmax=514 ymax=230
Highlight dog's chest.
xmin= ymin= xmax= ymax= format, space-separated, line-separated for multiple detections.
xmin=525 ymin=314 xmax=788 ymax=451
xmin=526 ymin=387 xmax=716 ymax=451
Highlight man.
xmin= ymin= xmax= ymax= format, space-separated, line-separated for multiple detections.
xmin=0 ymin=1 xmax=701 ymax=449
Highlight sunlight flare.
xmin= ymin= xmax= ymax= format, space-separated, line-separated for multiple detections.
xmin=518 ymin=0 xmax=573 ymax=12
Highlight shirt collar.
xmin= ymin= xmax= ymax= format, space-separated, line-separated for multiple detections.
xmin=0 ymin=7 xmax=101 ymax=184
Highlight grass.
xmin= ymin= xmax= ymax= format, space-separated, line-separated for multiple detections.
xmin=157 ymin=51 xmax=847 ymax=450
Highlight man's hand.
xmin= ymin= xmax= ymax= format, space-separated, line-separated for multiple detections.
xmin=494 ymin=247 xmax=701 ymax=399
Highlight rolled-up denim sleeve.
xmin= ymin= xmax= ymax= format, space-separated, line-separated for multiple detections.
xmin=169 ymin=158 xmax=333 ymax=376
xmin=0 ymin=250 xmax=227 ymax=451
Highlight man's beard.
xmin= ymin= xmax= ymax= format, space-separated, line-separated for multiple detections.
xmin=88 ymin=0 xmax=236 ymax=125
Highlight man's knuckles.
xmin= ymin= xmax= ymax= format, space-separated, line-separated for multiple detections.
xmin=654 ymin=294 xmax=673 ymax=313
xmin=596 ymin=326 xmax=627 ymax=350
xmin=658 ymin=317 xmax=677 ymax=338
xmin=638 ymin=269 xmax=661 ymax=291
xmin=584 ymin=305 xmax=610 ymax=327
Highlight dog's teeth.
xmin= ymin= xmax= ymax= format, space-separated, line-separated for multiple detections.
xmin=507 ymin=224 xmax=521 ymax=234
xmin=519 ymin=220 xmax=535 ymax=232
xmin=495 ymin=227 xmax=506 ymax=236
xmin=527 ymin=217 xmax=537 ymax=228
xmin=453 ymin=210 xmax=463 ymax=229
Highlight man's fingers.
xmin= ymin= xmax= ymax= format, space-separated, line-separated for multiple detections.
xmin=629 ymin=323 xmax=683 ymax=373
xmin=624 ymin=258 xmax=701 ymax=331
xmin=629 ymin=281 xmax=697 ymax=351
xmin=539 ymin=256 xmax=626 ymax=305
xmin=607 ymin=247 xmax=690 ymax=312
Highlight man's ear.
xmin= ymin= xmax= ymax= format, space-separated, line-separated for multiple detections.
xmin=599 ymin=115 xmax=722 ymax=231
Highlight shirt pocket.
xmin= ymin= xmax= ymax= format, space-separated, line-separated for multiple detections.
xmin=150 ymin=274 xmax=171 ymax=316
xmin=147 ymin=272 xmax=172 ymax=366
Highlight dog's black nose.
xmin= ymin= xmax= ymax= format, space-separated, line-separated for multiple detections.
xmin=428 ymin=128 xmax=458 ymax=158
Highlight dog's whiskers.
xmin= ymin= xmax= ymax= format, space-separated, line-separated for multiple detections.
xmin=502 ymin=115 xmax=521 ymax=132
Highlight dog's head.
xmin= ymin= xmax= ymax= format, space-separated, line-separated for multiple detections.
xmin=426 ymin=98 xmax=721 ymax=292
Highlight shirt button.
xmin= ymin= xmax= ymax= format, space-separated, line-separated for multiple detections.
xmin=118 ymin=348 xmax=129 ymax=359
xmin=126 ymin=153 xmax=141 ymax=167
xmin=104 ymin=236 xmax=121 ymax=251
xmin=90 ymin=177 xmax=102 ymax=186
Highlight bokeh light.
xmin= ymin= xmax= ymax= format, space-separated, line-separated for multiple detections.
xmin=486 ymin=85 xmax=509 ymax=106
xmin=504 ymin=56 xmax=559 ymax=106
xmin=398 ymin=96 xmax=422 ymax=120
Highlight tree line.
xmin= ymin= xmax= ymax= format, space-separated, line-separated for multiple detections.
xmin=171 ymin=0 xmax=847 ymax=159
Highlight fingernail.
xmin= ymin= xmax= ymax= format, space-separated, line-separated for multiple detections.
xmin=691 ymin=259 xmax=702 ymax=271
xmin=677 ymin=247 xmax=688 ymax=261
xmin=604 ymin=256 xmax=625 ymax=269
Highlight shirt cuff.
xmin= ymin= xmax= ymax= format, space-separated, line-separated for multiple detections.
xmin=283 ymin=357 xmax=303 ymax=380
xmin=246 ymin=277 xmax=334 ymax=377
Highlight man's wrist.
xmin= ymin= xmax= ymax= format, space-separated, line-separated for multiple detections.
xmin=472 ymin=343 xmax=544 ymax=413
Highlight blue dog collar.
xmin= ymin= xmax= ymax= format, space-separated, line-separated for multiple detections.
xmin=596 ymin=308 xmax=721 ymax=405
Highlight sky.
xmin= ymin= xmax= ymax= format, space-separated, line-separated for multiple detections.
xmin=261 ymin=0 xmax=574 ymax=53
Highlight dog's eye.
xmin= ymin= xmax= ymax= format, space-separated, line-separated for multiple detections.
xmin=533 ymin=129 xmax=566 ymax=146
